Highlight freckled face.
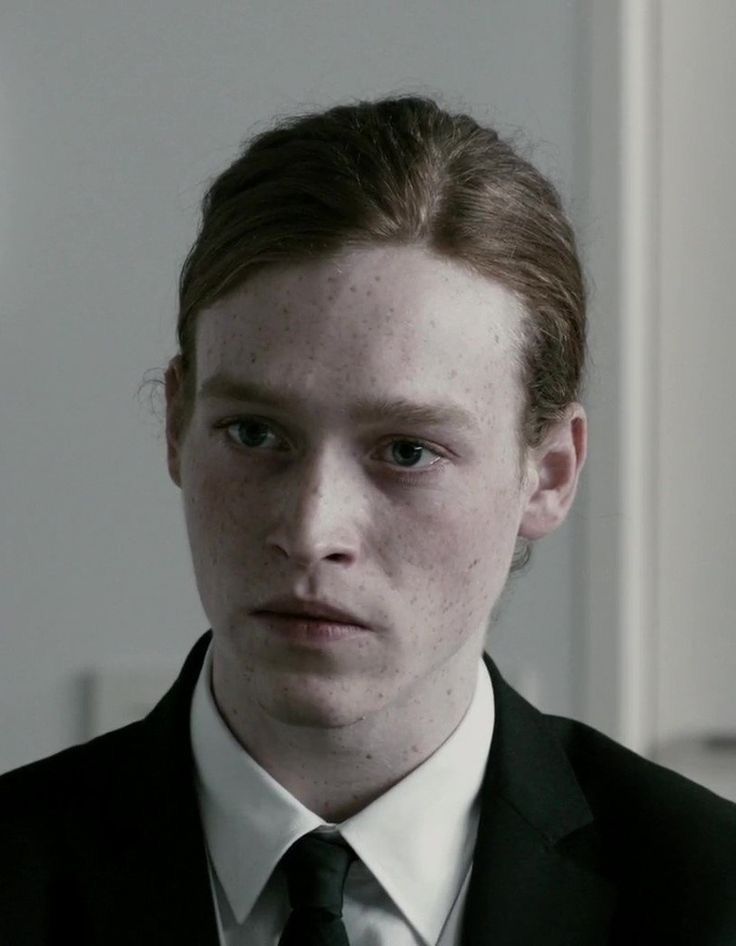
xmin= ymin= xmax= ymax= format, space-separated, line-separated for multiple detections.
xmin=167 ymin=245 xmax=530 ymax=729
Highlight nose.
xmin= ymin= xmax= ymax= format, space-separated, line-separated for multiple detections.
xmin=264 ymin=448 xmax=364 ymax=567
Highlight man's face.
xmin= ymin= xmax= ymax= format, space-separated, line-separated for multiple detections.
xmin=166 ymin=245 xmax=538 ymax=730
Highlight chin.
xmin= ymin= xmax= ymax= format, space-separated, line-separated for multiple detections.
xmin=258 ymin=690 xmax=373 ymax=730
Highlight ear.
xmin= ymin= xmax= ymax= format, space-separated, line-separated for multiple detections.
xmin=517 ymin=403 xmax=588 ymax=541
xmin=164 ymin=355 xmax=186 ymax=488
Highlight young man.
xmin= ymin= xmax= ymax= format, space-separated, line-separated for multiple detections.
xmin=2 ymin=96 xmax=734 ymax=945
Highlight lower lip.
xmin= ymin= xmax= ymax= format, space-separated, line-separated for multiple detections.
xmin=255 ymin=612 xmax=366 ymax=643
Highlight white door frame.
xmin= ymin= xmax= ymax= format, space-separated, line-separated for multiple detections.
xmin=578 ymin=0 xmax=661 ymax=756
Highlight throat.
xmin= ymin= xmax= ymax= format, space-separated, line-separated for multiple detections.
xmin=209 ymin=641 xmax=479 ymax=820
xmin=216 ymin=694 xmax=469 ymax=822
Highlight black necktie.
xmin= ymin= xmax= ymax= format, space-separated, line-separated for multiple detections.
xmin=278 ymin=830 xmax=356 ymax=946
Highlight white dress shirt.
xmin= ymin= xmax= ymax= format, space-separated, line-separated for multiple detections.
xmin=190 ymin=641 xmax=494 ymax=945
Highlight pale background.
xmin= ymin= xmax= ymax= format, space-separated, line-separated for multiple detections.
xmin=1 ymin=0 xmax=734 ymax=799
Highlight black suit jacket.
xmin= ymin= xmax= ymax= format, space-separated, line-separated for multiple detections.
xmin=1 ymin=630 xmax=735 ymax=945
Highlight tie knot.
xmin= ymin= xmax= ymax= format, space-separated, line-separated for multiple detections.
xmin=280 ymin=831 xmax=356 ymax=918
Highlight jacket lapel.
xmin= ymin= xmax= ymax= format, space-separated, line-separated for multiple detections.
xmin=461 ymin=655 xmax=617 ymax=945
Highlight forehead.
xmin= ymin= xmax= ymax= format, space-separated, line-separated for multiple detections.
xmin=194 ymin=245 xmax=526 ymax=422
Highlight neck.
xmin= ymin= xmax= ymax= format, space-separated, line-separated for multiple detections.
xmin=210 ymin=654 xmax=480 ymax=823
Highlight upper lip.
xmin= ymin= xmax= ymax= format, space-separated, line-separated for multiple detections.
xmin=255 ymin=595 xmax=368 ymax=628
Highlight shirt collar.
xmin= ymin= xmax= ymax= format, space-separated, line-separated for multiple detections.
xmin=190 ymin=641 xmax=494 ymax=944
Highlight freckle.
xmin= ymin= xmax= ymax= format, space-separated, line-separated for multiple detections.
xmin=366 ymin=288 xmax=372 ymax=295
xmin=411 ymin=744 xmax=419 ymax=753
xmin=365 ymin=753 xmax=373 ymax=760
xmin=350 ymin=285 xmax=357 ymax=292
xmin=389 ymin=306 xmax=395 ymax=313
xmin=446 ymin=689 xmax=453 ymax=696
xmin=374 ymin=275 xmax=381 ymax=281
xmin=281 ymin=305 xmax=290 ymax=314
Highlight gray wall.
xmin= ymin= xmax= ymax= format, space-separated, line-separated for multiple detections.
xmin=0 ymin=0 xmax=590 ymax=774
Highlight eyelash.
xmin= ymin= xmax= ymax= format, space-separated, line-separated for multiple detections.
xmin=213 ymin=416 xmax=446 ymax=482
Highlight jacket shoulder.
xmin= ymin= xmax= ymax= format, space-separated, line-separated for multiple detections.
xmin=544 ymin=713 xmax=736 ymax=935
xmin=0 ymin=721 xmax=146 ymax=811
xmin=544 ymin=712 xmax=736 ymax=825
xmin=0 ymin=722 xmax=149 ymax=861
xmin=0 ymin=724 xmax=150 ymax=938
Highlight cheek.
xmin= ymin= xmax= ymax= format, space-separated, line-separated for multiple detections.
xmin=412 ymin=482 xmax=518 ymax=567
xmin=402 ymin=488 xmax=519 ymax=615
xmin=180 ymin=459 xmax=269 ymax=617
xmin=180 ymin=451 xmax=255 ymax=556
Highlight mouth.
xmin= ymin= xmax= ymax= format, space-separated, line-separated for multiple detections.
xmin=254 ymin=611 xmax=367 ymax=644
xmin=253 ymin=595 xmax=369 ymax=629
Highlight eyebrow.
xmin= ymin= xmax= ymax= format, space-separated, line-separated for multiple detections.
xmin=198 ymin=372 xmax=481 ymax=434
